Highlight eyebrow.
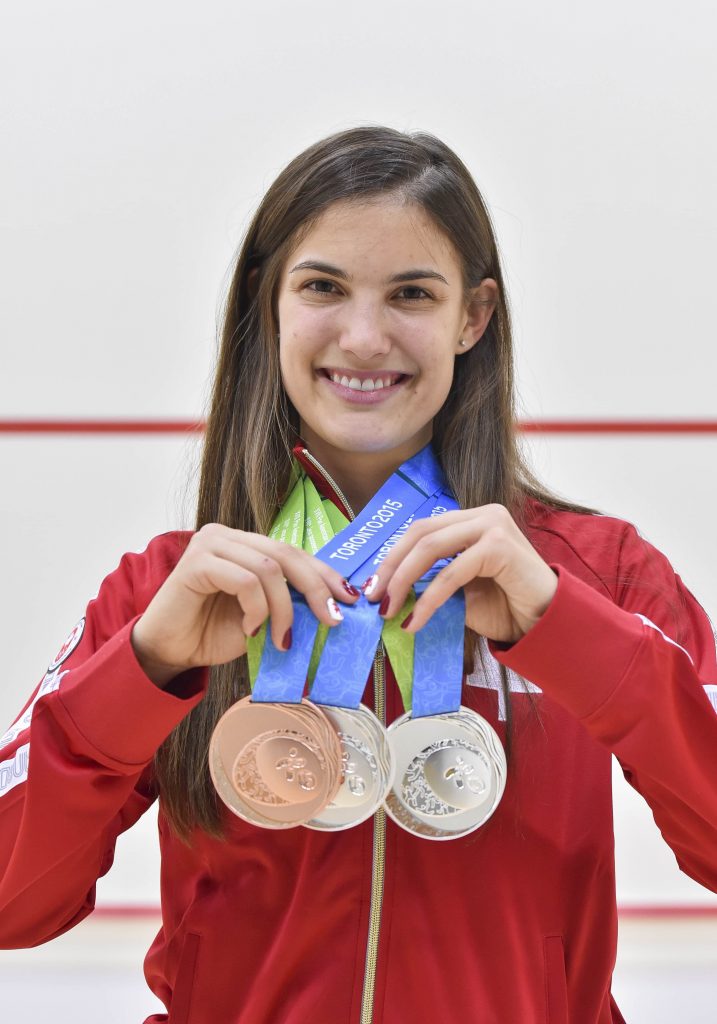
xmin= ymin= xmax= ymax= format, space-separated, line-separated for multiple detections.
xmin=288 ymin=260 xmax=449 ymax=286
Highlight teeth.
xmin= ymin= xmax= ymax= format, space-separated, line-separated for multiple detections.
xmin=328 ymin=372 xmax=401 ymax=391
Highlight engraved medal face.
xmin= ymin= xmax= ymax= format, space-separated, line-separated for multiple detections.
xmin=236 ymin=732 xmax=323 ymax=806
xmin=304 ymin=704 xmax=395 ymax=831
xmin=405 ymin=738 xmax=492 ymax=813
xmin=209 ymin=696 xmax=343 ymax=828
xmin=384 ymin=707 xmax=506 ymax=840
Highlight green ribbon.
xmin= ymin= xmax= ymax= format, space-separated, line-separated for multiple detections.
xmin=246 ymin=463 xmax=416 ymax=710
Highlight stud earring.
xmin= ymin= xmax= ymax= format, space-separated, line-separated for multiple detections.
xmin=458 ymin=339 xmax=467 ymax=347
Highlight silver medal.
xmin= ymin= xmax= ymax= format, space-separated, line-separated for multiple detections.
xmin=304 ymin=704 xmax=395 ymax=832
xmin=384 ymin=706 xmax=506 ymax=840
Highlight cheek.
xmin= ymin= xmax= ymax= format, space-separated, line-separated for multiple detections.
xmin=407 ymin=342 xmax=456 ymax=412
xmin=280 ymin=342 xmax=318 ymax=394
xmin=280 ymin=316 xmax=317 ymax=358
xmin=412 ymin=335 xmax=456 ymax=382
xmin=279 ymin=291 xmax=335 ymax=340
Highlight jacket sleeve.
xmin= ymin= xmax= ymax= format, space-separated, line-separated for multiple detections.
xmin=488 ymin=521 xmax=717 ymax=894
xmin=0 ymin=532 xmax=208 ymax=949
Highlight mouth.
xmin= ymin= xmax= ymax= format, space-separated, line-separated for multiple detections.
xmin=317 ymin=367 xmax=412 ymax=395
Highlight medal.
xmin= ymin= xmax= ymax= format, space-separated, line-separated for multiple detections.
xmin=304 ymin=704 xmax=395 ymax=831
xmin=381 ymin=571 xmax=507 ymax=840
xmin=384 ymin=707 xmax=506 ymax=839
xmin=209 ymin=441 xmax=508 ymax=839
xmin=209 ymin=696 xmax=344 ymax=828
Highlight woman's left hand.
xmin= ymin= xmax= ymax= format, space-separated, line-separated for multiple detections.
xmin=363 ymin=504 xmax=558 ymax=645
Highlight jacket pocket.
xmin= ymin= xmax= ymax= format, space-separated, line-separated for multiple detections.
xmin=543 ymin=935 xmax=569 ymax=1024
xmin=169 ymin=932 xmax=201 ymax=1024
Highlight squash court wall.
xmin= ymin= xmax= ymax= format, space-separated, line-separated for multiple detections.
xmin=1 ymin=0 xmax=716 ymax=1020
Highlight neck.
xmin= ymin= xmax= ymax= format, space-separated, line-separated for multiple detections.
xmin=298 ymin=426 xmax=432 ymax=513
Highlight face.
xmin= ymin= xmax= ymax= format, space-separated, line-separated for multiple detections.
xmin=276 ymin=198 xmax=496 ymax=470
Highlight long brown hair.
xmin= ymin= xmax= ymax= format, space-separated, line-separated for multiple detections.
xmin=155 ymin=125 xmax=600 ymax=840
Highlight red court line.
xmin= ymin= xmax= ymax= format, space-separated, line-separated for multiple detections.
xmin=0 ymin=420 xmax=205 ymax=434
xmin=520 ymin=420 xmax=717 ymax=435
xmin=1 ymin=420 xmax=717 ymax=435
xmin=92 ymin=904 xmax=717 ymax=920
xmin=618 ymin=905 xmax=717 ymax=919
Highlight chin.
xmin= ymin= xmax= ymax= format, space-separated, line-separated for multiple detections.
xmin=323 ymin=433 xmax=393 ymax=454
xmin=312 ymin=422 xmax=427 ymax=457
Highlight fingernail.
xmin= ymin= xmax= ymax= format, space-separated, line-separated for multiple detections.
xmin=342 ymin=580 xmax=360 ymax=598
xmin=379 ymin=593 xmax=391 ymax=617
xmin=327 ymin=598 xmax=344 ymax=622
xmin=282 ymin=628 xmax=292 ymax=650
xmin=362 ymin=574 xmax=379 ymax=597
xmin=249 ymin=625 xmax=261 ymax=637
xmin=400 ymin=612 xmax=414 ymax=631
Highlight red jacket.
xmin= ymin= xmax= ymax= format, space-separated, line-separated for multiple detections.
xmin=2 ymin=454 xmax=717 ymax=1023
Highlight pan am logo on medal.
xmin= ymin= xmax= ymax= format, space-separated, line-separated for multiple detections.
xmin=47 ymin=617 xmax=86 ymax=672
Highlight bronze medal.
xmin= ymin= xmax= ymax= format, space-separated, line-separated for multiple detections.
xmin=209 ymin=696 xmax=343 ymax=828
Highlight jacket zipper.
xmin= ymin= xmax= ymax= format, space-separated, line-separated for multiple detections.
xmin=360 ymin=642 xmax=386 ymax=1024
xmin=298 ymin=446 xmax=386 ymax=1024
xmin=299 ymin=448 xmax=355 ymax=520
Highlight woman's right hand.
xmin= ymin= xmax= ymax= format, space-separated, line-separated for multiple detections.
xmin=130 ymin=523 xmax=359 ymax=688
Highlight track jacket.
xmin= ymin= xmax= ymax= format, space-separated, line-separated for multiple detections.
xmin=1 ymin=446 xmax=717 ymax=1024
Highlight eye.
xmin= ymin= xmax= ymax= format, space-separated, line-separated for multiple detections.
xmin=303 ymin=279 xmax=340 ymax=296
xmin=395 ymin=286 xmax=432 ymax=302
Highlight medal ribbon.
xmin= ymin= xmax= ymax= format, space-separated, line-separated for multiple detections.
xmin=248 ymin=444 xmax=465 ymax=717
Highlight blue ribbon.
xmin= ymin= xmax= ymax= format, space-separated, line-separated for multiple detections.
xmin=252 ymin=445 xmax=465 ymax=717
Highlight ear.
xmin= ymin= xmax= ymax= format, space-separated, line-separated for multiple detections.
xmin=247 ymin=266 xmax=260 ymax=301
xmin=458 ymin=277 xmax=498 ymax=352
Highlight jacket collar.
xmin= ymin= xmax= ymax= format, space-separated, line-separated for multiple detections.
xmin=291 ymin=440 xmax=353 ymax=519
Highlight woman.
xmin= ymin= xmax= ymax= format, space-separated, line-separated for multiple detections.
xmin=1 ymin=126 xmax=716 ymax=1023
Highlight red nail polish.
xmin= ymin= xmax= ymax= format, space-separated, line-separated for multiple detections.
xmin=400 ymin=612 xmax=414 ymax=631
xmin=342 ymin=580 xmax=360 ymax=598
xmin=379 ymin=594 xmax=390 ymax=617
xmin=249 ymin=625 xmax=261 ymax=637
xmin=283 ymin=628 xmax=292 ymax=650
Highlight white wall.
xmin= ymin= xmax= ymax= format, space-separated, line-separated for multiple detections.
xmin=2 ymin=0 xmax=716 ymax=977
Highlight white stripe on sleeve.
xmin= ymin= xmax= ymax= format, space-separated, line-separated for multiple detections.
xmin=634 ymin=613 xmax=695 ymax=666
xmin=0 ymin=744 xmax=29 ymax=799
xmin=0 ymin=669 xmax=68 ymax=752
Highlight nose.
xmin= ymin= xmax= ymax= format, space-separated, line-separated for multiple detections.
xmin=337 ymin=301 xmax=391 ymax=361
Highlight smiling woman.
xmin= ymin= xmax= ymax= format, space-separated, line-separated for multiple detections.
xmin=2 ymin=126 xmax=717 ymax=1024
xmin=276 ymin=198 xmax=499 ymax=507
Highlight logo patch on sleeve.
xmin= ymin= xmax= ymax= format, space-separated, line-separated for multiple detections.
xmin=47 ymin=614 xmax=85 ymax=671
xmin=47 ymin=617 xmax=86 ymax=672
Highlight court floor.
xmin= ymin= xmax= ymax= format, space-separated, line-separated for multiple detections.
xmin=1 ymin=914 xmax=715 ymax=1022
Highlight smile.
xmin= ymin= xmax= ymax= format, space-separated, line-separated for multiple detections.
xmin=317 ymin=367 xmax=412 ymax=403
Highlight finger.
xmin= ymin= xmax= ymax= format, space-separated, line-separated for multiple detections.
xmin=374 ymin=518 xmax=487 ymax=619
xmin=361 ymin=510 xmax=475 ymax=603
xmin=218 ymin=531 xmax=361 ymax=606
xmin=187 ymin=553 xmax=270 ymax=641
xmin=304 ymin=553 xmax=362 ymax=605
xmin=213 ymin=537 xmax=352 ymax=635
xmin=204 ymin=541 xmax=294 ymax=650
xmin=399 ymin=536 xmax=497 ymax=633
xmin=277 ymin=550 xmax=353 ymax=627
xmin=197 ymin=524 xmax=361 ymax=605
